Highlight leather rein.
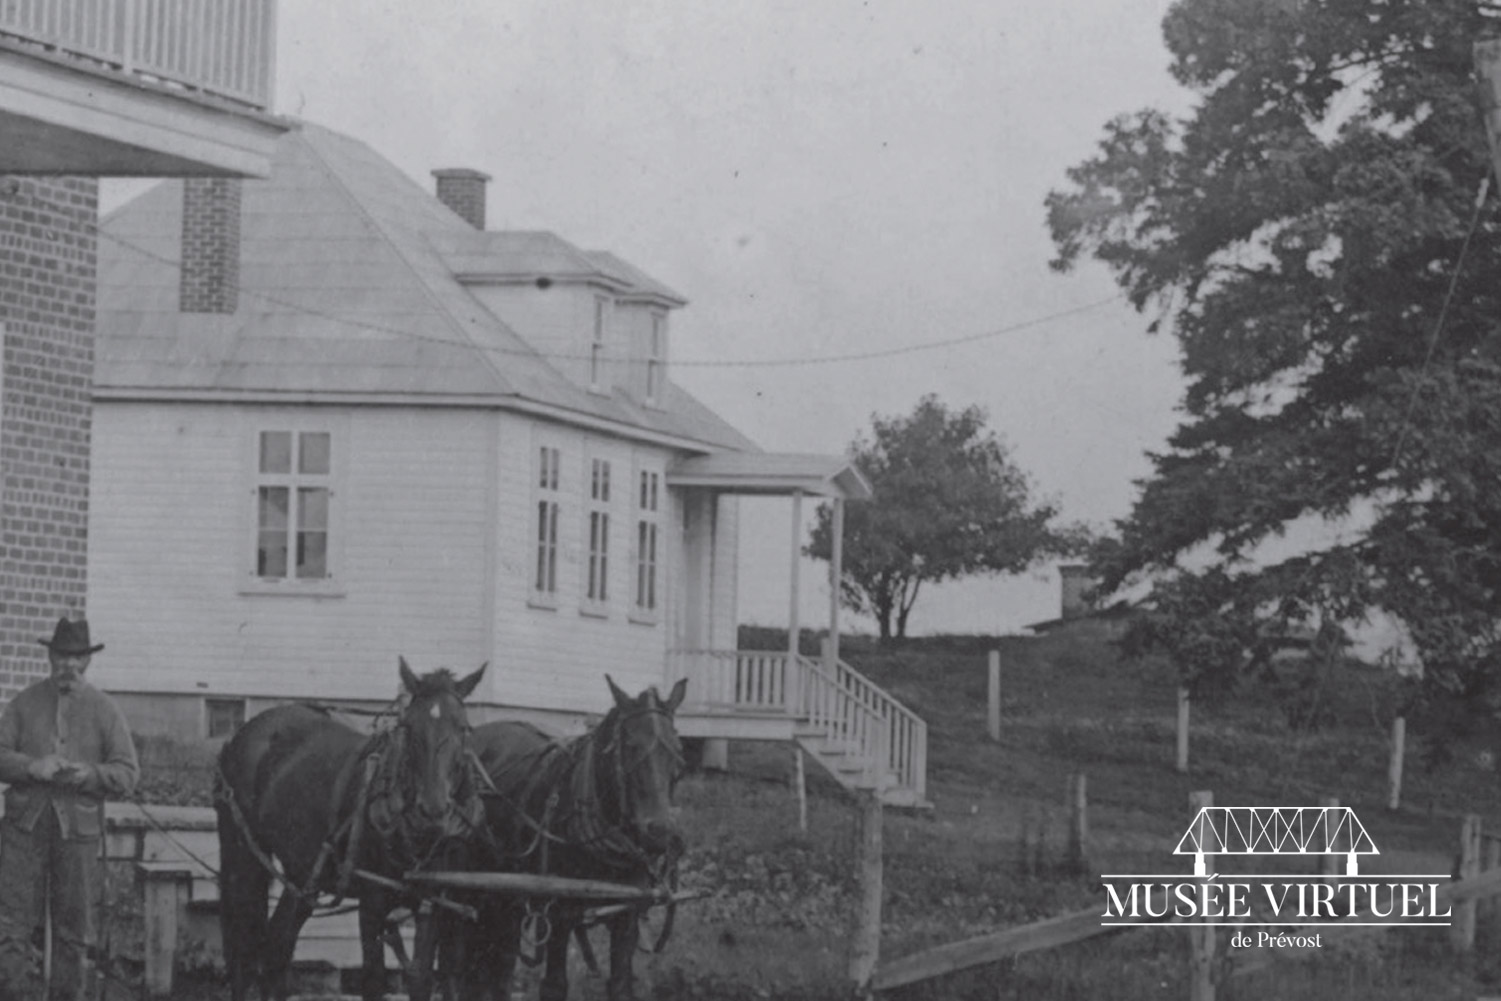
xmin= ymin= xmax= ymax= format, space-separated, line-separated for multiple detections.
xmin=476 ymin=704 xmax=685 ymax=959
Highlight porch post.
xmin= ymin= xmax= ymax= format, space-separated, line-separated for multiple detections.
xmin=788 ymin=489 xmax=803 ymax=660
xmin=826 ymin=496 xmax=844 ymax=672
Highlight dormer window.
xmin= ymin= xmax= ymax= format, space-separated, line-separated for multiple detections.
xmin=646 ymin=312 xmax=666 ymax=405
xmin=590 ymin=296 xmax=610 ymax=392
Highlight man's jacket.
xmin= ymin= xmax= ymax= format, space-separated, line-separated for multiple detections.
xmin=0 ymin=677 xmax=139 ymax=838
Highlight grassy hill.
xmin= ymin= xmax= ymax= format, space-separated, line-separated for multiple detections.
xmin=632 ymin=628 xmax=1501 ymax=1001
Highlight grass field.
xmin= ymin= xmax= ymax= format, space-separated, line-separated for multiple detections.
xmin=120 ymin=628 xmax=1501 ymax=999
xmin=624 ymin=628 xmax=1501 ymax=1001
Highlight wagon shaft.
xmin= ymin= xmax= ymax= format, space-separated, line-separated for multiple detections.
xmin=404 ymin=870 xmax=667 ymax=901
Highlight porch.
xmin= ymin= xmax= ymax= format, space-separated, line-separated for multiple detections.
xmin=665 ymin=453 xmax=930 ymax=809
xmin=671 ymin=647 xmax=928 ymax=808
xmin=0 ymin=0 xmax=286 ymax=175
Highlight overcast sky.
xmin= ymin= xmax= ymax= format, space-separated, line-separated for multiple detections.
xmin=111 ymin=1 xmax=1195 ymax=634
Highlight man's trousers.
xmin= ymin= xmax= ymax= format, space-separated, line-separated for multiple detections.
xmin=0 ymin=810 xmax=99 ymax=1001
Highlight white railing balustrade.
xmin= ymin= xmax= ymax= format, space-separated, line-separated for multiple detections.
xmin=669 ymin=648 xmax=927 ymax=800
xmin=0 ymin=0 xmax=276 ymax=108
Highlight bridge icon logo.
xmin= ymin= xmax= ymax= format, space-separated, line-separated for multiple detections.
xmin=1174 ymin=805 xmax=1378 ymax=877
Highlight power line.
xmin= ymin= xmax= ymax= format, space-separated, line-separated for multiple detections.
xmin=672 ymin=295 xmax=1123 ymax=368
xmin=89 ymin=223 xmax=1125 ymax=370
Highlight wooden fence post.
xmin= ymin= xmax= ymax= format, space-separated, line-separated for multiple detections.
xmin=1387 ymin=716 xmax=1405 ymax=811
xmin=1188 ymin=790 xmax=1215 ymax=1001
xmin=850 ymin=792 xmax=884 ymax=995
xmin=987 ymin=650 xmax=1001 ymax=742
xmin=1452 ymin=814 xmax=1482 ymax=953
xmin=1319 ymin=796 xmax=1341 ymax=877
xmin=793 ymin=747 xmax=808 ymax=833
xmin=138 ymin=862 xmax=192 ymax=998
xmin=1066 ymin=773 xmax=1089 ymax=875
xmin=1485 ymin=835 xmax=1501 ymax=949
xmin=1176 ymin=688 xmax=1191 ymax=773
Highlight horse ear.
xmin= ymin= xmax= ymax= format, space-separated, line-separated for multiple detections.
xmin=605 ymin=674 xmax=631 ymax=708
xmin=398 ymin=656 xmax=419 ymax=695
xmin=455 ymin=662 xmax=487 ymax=701
xmin=665 ymin=677 xmax=687 ymax=713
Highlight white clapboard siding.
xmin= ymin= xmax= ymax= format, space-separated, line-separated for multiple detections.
xmin=89 ymin=403 xmax=492 ymax=703
xmin=88 ymin=401 xmax=718 ymax=717
xmin=490 ymin=413 xmax=684 ymax=713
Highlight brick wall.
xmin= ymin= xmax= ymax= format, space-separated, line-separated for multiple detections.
xmin=180 ymin=177 xmax=240 ymax=314
xmin=0 ymin=175 xmax=98 ymax=701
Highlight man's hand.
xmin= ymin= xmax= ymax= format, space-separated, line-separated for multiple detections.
xmin=53 ymin=762 xmax=92 ymax=789
xmin=26 ymin=754 xmax=67 ymax=782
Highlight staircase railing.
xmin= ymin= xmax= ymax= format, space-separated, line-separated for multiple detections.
xmin=799 ymin=655 xmax=926 ymax=800
xmin=668 ymin=648 xmax=927 ymax=800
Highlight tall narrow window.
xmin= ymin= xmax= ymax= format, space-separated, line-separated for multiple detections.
xmin=534 ymin=446 xmax=561 ymax=597
xmin=646 ymin=313 xmax=666 ymax=404
xmin=256 ymin=430 xmax=332 ymax=580
xmin=634 ymin=469 xmax=660 ymax=616
xmin=590 ymin=296 xmax=609 ymax=390
xmin=586 ymin=457 xmax=611 ymax=605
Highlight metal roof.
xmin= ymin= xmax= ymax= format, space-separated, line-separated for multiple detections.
xmin=667 ymin=453 xmax=872 ymax=499
xmin=94 ymin=121 xmax=754 ymax=453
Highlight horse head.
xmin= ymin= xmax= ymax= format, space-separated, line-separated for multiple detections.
xmin=601 ymin=674 xmax=687 ymax=859
xmin=391 ymin=656 xmax=487 ymax=838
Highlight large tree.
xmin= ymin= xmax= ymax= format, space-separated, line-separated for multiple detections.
xmin=1047 ymin=0 xmax=1501 ymax=706
xmin=807 ymin=395 xmax=1083 ymax=643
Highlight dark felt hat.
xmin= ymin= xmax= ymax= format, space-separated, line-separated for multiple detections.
xmin=38 ymin=617 xmax=103 ymax=655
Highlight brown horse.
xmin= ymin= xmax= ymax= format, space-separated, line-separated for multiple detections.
xmin=215 ymin=659 xmax=487 ymax=1001
xmin=461 ymin=676 xmax=687 ymax=1001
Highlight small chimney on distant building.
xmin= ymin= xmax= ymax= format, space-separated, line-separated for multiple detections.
xmin=1058 ymin=564 xmax=1098 ymax=620
xmin=432 ymin=168 xmax=491 ymax=230
xmin=179 ymin=177 xmax=241 ymax=314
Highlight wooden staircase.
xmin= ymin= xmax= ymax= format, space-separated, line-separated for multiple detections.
xmin=669 ymin=649 xmax=930 ymax=808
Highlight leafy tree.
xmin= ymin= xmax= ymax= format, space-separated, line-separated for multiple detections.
xmin=807 ymin=395 xmax=1085 ymax=644
xmin=1047 ymin=0 xmax=1501 ymax=708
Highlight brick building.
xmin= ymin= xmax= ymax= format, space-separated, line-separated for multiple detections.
xmin=0 ymin=2 xmax=284 ymax=700
xmin=0 ymin=177 xmax=98 ymax=698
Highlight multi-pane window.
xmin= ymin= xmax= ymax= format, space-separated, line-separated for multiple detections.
xmin=256 ymin=431 xmax=331 ymax=580
xmin=534 ymin=446 xmax=561 ymax=596
xmin=586 ymin=458 xmax=611 ymax=604
xmin=646 ymin=313 xmax=665 ymax=404
xmin=590 ymin=296 xmax=609 ymax=390
xmin=635 ymin=470 xmax=660 ymax=614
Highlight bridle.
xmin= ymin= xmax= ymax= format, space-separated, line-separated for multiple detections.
xmin=366 ymin=692 xmax=485 ymax=873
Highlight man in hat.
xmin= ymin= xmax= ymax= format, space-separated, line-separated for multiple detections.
xmin=0 ymin=617 xmax=139 ymax=1000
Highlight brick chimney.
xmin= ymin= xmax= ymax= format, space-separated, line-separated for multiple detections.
xmin=432 ymin=168 xmax=490 ymax=229
xmin=179 ymin=177 xmax=241 ymax=314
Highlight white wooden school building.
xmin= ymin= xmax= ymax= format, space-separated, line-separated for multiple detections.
xmin=86 ymin=122 xmax=925 ymax=806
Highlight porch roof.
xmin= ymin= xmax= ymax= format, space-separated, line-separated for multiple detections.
xmin=667 ymin=453 xmax=872 ymax=500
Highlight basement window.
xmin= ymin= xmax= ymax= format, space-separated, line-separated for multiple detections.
xmin=206 ymin=698 xmax=245 ymax=739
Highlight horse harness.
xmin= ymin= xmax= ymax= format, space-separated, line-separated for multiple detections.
xmin=476 ymin=704 xmax=685 ymax=963
xmin=218 ymin=704 xmax=488 ymax=909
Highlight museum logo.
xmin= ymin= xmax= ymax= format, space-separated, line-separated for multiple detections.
xmin=1099 ymin=805 xmax=1450 ymax=945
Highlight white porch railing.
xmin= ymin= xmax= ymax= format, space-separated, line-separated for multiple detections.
xmin=669 ymin=648 xmax=927 ymax=801
xmin=0 ymin=0 xmax=276 ymax=108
